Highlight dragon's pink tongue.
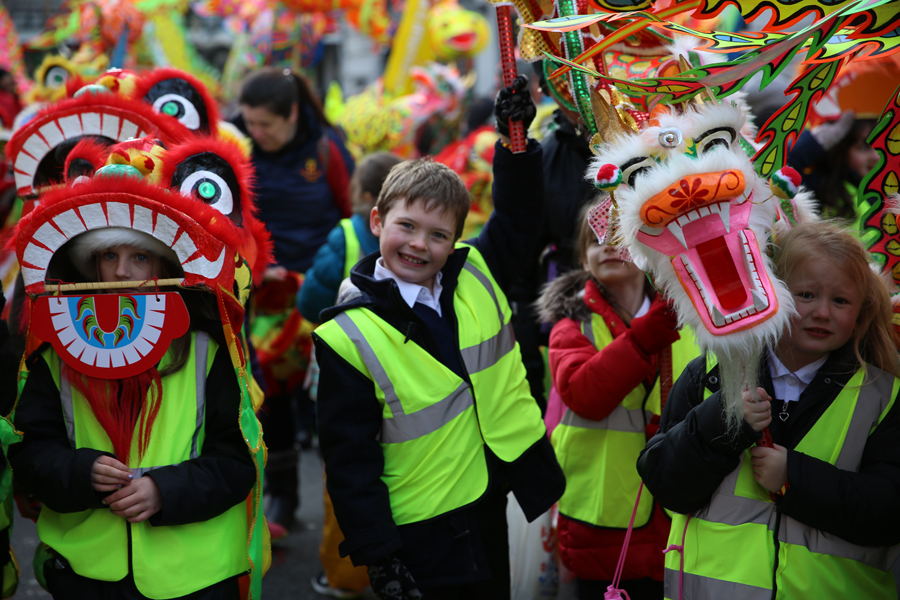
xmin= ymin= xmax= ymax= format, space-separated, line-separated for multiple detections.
xmin=696 ymin=236 xmax=747 ymax=311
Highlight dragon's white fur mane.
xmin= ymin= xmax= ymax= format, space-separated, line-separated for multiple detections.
xmin=587 ymin=99 xmax=818 ymax=430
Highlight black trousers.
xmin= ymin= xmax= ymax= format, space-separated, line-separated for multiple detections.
xmin=418 ymin=492 xmax=511 ymax=600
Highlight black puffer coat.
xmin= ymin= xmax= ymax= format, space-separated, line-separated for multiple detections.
xmin=638 ymin=342 xmax=900 ymax=547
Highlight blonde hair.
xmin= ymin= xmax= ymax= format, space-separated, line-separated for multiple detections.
xmin=774 ymin=222 xmax=900 ymax=377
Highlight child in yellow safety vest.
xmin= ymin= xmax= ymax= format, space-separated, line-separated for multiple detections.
xmin=11 ymin=229 xmax=256 ymax=600
xmin=312 ymin=76 xmax=565 ymax=600
xmin=637 ymin=221 xmax=900 ymax=600
xmin=537 ymin=203 xmax=698 ymax=600
xmin=299 ymin=153 xmax=402 ymax=597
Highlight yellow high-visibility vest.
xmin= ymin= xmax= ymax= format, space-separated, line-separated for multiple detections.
xmin=316 ymin=245 xmax=547 ymax=525
xmin=665 ymin=361 xmax=900 ymax=599
xmin=38 ymin=333 xmax=250 ymax=599
xmin=340 ymin=218 xmax=362 ymax=279
xmin=552 ymin=313 xmax=697 ymax=527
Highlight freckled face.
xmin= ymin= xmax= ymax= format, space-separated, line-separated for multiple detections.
xmin=371 ymin=200 xmax=457 ymax=291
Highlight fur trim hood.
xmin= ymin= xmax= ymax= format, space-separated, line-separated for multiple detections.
xmin=535 ymin=270 xmax=593 ymax=324
xmin=69 ymin=227 xmax=181 ymax=279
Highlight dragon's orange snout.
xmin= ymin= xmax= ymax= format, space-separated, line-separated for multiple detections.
xmin=640 ymin=170 xmax=746 ymax=228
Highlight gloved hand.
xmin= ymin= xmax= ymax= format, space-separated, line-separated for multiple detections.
xmin=810 ymin=110 xmax=855 ymax=151
xmin=368 ymin=556 xmax=423 ymax=600
xmin=630 ymin=297 xmax=680 ymax=356
xmin=494 ymin=74 xmax=536 ymax=139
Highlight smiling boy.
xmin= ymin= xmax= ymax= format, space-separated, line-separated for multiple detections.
xmin=312 ymin=77 xmax=565 ymax=600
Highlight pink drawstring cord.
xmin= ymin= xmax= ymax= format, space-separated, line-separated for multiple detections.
xmin=604 ymin=483 xmax=644 ymax=600
xmin=661 ymin=515 xmax=692 ymax=600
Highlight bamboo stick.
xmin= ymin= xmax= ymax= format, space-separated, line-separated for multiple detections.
xmin=43 ymin=278 xmax=183 ymax=292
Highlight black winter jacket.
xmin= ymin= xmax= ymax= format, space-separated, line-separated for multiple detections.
xmin=312 ymin=140 xmax=566 ymax=587
xmin=637 ymin=343 xmax=900 ymax=547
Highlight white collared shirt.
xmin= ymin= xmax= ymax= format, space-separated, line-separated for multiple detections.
xmin=374 ymin=258 xmax=444 ymax=316
xmin=634 ymin=296 xmax=651 ymax=319
xmin=766 ymin=347 xmax=828 ymax=403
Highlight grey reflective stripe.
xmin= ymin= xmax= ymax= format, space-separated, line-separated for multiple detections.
xmin=665 ymin=569 xmax=771 ymax=600
xmin=191 ymin=332 xmax=209 ymax=460
xmin=59 ymin=375 xmax=76 ymax=449
xmin=333 ymin=311 xmax=477 ymax=443
xmin=459 ymin=322 xmax=515 ymax=374
xmin=696 ymin=492 xmax=774 ymax=527
xmin=459 ymin=262 xmax=515 ymax=375
xmin=778 ymin=514 xmax=900 ymax=572
xmin=380 ymin=383 xmax=475 ymax=444
xmin=834 ymin=364 xmax=895 ymax=471
xmin=333 ymin=313 xmax=405 ymax=418
xmin=581 ymin=319 xmax=596 ymax=348
xmin=697 ymin=455 xmax=776 ymax=527
xmin=462 ymin=263 xmax=504 ymax=321
xmin=696 ymin=380 xmax=900 ymax=572
xmin=57 ymin=333 xmax=209 ymax=461
xmin=562 ymin=404 xmax=650 ymax=434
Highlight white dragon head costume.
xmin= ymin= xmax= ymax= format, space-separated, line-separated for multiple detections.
xmin=587 ymin=93 xmax=817 ymax=430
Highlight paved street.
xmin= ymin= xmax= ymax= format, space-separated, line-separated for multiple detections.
xmin=11 ymin=448 xmax=376 ymax=599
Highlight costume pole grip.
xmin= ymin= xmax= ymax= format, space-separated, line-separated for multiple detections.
xmin=496 ymin=5 xmax=526 ymax=154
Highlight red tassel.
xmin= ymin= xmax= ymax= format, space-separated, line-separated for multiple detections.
xmin=62 ymin=365 xmax=163 ymax=465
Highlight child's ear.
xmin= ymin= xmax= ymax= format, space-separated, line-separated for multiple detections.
xmin=370 ymin=206 xmax=382 ymax=237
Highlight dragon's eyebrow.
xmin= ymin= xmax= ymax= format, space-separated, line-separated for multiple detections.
xmin=693 ymin=126 xmax=736 ymax=143
xmin=620 ymin=156 xmax=652 ymax=170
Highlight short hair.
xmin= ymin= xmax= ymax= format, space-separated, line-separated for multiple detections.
xmin=376 ymin=158 xmax=470 ymax=240
xmin=351 ymin=152 xmax=403 ymax=216
xmin=239 ymin=67 xmax=329 ymax=126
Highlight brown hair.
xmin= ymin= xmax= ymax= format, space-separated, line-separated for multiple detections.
xmin=239 ymin=67 xmax=329 ymax=126
xmin=375 ymin=157 xmax=470 ymax=240
xmin=774 ymin=221 xmax=900 ymax=377
xmin=351 ymin=152 xmax=403 ymax=216
xmin=814 ymin=119 xmax=876 ymax=219
xmin=575 ymin=198 xmax=655 ymax=315
xmin=576 ymin=199 xmax=601 ymax=267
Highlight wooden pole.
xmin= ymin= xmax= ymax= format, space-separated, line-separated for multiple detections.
xmin=43 ymin=278 xmax=183 ymax=292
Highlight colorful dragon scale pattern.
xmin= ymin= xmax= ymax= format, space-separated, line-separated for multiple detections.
xmin=861 ymin=83 xmax=900 ymax=279
xmin=540 ymin=0 xmax=900 ymax=177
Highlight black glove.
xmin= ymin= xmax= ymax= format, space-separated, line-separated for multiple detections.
xmin=494 ymin=74 xmax=536 ymax=138
xmin=367 ymin=556 xmax=423 ymax=600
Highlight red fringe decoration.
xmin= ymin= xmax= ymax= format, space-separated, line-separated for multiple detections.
xmin=62 ymin=365 xmax=163 ymax=465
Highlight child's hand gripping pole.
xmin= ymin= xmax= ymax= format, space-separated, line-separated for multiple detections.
xmin=495 ymin=5 xmax=526 ymax=153
xmin=744 ymin=386 xmax=775 ymax=500
xmin=744 ymin=387 xmax=774 ymax=448
xmin=759 ymin=427 xmax=774 ymax=449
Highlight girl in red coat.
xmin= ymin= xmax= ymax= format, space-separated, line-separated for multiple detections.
xmin=537 ymin=205 xmax=697 ymax=600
